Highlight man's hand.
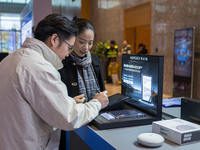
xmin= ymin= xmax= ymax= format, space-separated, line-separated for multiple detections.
xmin=94 ymin=91 xmax=109 ymax=109
xmin=74 ymin=94 xmax=85 ymax=103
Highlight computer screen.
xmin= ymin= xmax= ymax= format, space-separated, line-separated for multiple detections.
xmin=122 ymin=54 xmax=164 ymax=116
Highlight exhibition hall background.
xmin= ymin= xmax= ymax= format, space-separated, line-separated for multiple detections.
xmin=1 ymin=0 xmax=200 ymax=99
xmin=52 ymin=0 xmax=200 ymax=99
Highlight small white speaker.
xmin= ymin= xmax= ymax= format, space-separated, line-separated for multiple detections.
xmin=137 ymin=133 xmax=164 ymax=147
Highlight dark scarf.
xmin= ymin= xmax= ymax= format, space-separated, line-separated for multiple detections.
xmin=70 ymin=51 xmax=100 ymax=102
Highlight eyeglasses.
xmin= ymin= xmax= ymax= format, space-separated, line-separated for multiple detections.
xmin=59 ymin=36 xmax=74 ymax=54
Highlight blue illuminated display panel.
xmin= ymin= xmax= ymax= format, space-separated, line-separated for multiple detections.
xmin=21 ymin=13 xmax=32 ymax=44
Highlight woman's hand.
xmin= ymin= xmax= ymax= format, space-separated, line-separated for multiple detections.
xmin=74 ymin=94 xmax=85 ymax=103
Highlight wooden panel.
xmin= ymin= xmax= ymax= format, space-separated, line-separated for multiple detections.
xmin=135 ymin=25 xmax=151 ymax=54
xmin=124 ymin=1 xmax=151 ymax=54
xmin=124 ymin=2 xmax=151 ymax=28
xmin=81 ymin=0 xmax=90 ymax=20
xmin=124 ymin=27 xmax=135 ymax=54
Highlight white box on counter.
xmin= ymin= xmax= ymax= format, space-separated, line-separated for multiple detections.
xmin=152 ymin=118 xmax=200 ymax=145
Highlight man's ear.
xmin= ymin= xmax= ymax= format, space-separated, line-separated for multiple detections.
xmin=50 ymin=33 xmax=59 ymax=46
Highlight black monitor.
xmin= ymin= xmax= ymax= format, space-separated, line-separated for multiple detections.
xmin=122 ymin=54 xmax=164 ymax=117
xmin=0 ymin=53 xmax=8 ymax=62
xmin=92 ymin=54 xmax=164 ymax=130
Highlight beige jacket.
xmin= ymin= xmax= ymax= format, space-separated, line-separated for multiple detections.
xmin=0 ymin=38 xmax=101 ymax=150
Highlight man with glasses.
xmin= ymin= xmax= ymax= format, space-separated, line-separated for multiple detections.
xmin=58 ymin=35 xmax=74 ymax=54
xmin=0 ymin=14 xmax=108 ymax=150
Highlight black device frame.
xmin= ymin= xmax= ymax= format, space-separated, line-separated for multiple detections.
xmin=91 ymin=54 xmax=164 ymax=130
xmin=181 ymin=97 xmax=200 ymax=125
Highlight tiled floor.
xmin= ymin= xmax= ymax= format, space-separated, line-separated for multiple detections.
xmin=105 ymin=83 xmax=171 ymax=99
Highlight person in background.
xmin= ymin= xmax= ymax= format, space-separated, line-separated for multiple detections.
xmin=108 ymin=58 xmax=120 ymax=84
xmin=104 ymin=40 xmax=118 ymax=83
xmin=137 ymin=43 xmax=148 ymax=54
xmin=117 ymin=40 xmax=131 ymax=84
xmin=0 ymin=14 xmax=108 ymax=150
xmin=121 ymin=40 xmax=132 ymax=54
xmin=58 ymin=17 xmax=106 ymax=149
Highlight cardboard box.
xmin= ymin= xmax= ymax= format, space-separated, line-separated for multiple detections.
xmin=152 ymin=118 xmax=200 ymax=145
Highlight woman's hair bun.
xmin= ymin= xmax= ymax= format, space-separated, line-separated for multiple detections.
xmin=73 ymin=16 xmax=79 ymax=21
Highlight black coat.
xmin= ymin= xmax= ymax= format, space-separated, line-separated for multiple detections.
xmin=59 ymin=53 xmax=106 ymax=98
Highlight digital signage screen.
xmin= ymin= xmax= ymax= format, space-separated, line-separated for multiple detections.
xmin=173 ymin=27 xmax=195 ymax=98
